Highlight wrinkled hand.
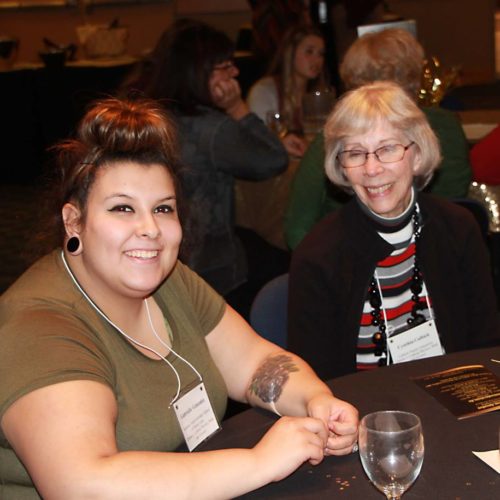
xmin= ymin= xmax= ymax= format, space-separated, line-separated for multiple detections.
xmin=306 ymin=393 xmax=359 ymax=456
xmin=282 ymin=133 xmax=308 ymax=158
xmin=253 ymin=416 xmax=328 ymax=483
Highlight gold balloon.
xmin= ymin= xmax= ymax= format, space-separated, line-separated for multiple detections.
xmin=468 ymin=182 xmax=500 ymax=233
xmin=418 ymin=56 xmax=460 ymax=107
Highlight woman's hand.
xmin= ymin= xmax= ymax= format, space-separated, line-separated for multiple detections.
xmin=210 ymin=77 xmax=249 ymax=120
xmin=252 ymin=416 xmax=328 ymax=483
xmin=282 ymin=133 xmax=308 ymax=158
xmin=306 ymin=393 xmax=359 ymax=456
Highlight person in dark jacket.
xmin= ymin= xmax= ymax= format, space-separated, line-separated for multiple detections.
xmin=288 ymin=81 xmax=499 ymax=380
xmin=128 ymin=20 xmax=289 ymax=312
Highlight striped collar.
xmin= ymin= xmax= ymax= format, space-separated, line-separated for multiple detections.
xmin=357 ymin=186 xmax=416 ymax=233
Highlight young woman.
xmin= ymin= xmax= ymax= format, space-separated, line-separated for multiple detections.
xmin=247 ymin=25 xmax=328 ymax=157
xmin=0 ymin=97 xmax=358 ymax=499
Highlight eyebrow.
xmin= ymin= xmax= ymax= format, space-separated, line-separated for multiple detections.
xmin=343 ymin=138 xmax=401 ymax=149
xmin=105 ymin=194 xmax=177 ymax=202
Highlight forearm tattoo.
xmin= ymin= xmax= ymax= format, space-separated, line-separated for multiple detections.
xmin=249 ymin=354 xmax=299 ymax=404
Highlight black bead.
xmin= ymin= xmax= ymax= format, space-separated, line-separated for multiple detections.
xmin=414 ymin=314 xmax=426 ymax=324
xmin=412 ymin=304 xmax=423 ymax=315
xmin=366 ymin=205 xmax=427 ymax=367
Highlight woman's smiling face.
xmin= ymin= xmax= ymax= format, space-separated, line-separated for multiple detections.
xmin=67 ymin=161 xmax=182 ymax=299
xmin=341 ymin=121 xmax=421 ymax=218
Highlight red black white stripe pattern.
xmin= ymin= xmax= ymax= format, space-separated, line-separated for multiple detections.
xmin=356 ymin=205 xmax=433 ymax=371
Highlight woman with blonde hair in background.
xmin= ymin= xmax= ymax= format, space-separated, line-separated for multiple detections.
xmin=248 ymin=25 xmax=328 ymax=158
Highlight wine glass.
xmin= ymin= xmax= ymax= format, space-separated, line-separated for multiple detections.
xmin=301 ymin=88 xmax=336 ymax=142
xmin=359 ymin=411 xmax=424 ymax=499
xmin=265 ymin=110 xmax=288 ymax=138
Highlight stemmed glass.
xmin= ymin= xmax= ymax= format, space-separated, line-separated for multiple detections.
xmin=359 ymin=411 xmax=424 ymax=499
xmin=265 ymin=110 xmax=288 ymax=139
xmin=301 ymin=88 xmax=336 ymax=142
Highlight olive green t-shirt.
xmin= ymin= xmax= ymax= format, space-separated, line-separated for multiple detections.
xmin=0 ymin=251 xmax=228 ymax=499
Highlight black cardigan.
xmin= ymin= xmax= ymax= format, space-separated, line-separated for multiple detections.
xmin=288 ymin=193 xmax=500 ymax=381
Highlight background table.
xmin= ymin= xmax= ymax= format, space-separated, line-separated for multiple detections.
xmin=202 ymin=347 xmax=500 ymax=499
xmin=235 ymin=157 xmax=300 ymax=250
xmin=0 ymin=57 xmax=137 ymax=184
xmin=458 ymin=109 xmax=500 ymax=144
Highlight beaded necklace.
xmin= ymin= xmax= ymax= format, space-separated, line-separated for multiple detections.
xmin=369 ymin=206 xmax=427 ymax=366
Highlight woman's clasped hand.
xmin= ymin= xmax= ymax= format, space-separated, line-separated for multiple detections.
xmin=254 ymin=392 xmax=359 ymax=483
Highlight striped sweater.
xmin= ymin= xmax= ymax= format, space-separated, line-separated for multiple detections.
xmin=356 ymin=202 xmax=434 ymax=371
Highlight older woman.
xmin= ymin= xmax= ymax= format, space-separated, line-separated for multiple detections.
xmin=285 ymin=28 xmax=472 ymax=250
xmin=0 ymin=97 xmax=358 ymax=499
xmin=288 ymin=82 xmax=499 ymax=381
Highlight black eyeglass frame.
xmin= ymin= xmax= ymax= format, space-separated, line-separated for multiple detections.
xmin=212 ymin=60 xmax=237 ymax=72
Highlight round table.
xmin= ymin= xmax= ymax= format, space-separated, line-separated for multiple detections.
xmin=201 ymin=347 xmax=500 ymax=499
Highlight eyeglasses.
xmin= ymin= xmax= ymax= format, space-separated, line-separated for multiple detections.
xmin=337 ymin=142 xmax=415 ymax=168
xmin=213 ymin=61 xmax=236 ymax=72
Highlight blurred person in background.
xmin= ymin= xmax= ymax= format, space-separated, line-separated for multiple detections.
xmin=247 ymin=25 xmax=328 ymax=158
xmin=128 ymin=20 xmax=291 ymax=319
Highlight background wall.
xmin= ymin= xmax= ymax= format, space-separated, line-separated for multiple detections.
xmin=386 ymin=0 xmax=497 ymax=83
xmin=0 ymin=0 xmax=251 ymax=63
xmin=0 ymin=0 xmax=497 ymax=83
xmin=0 ymin=3 xmax=176 ymax=61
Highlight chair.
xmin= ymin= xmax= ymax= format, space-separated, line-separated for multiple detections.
xmin=452 ymin=197 xmax=490 ymax=241
xmin=249 ymin=273 xmax=289 ymax=348
xmin=453 ymin=197 xmax=500 ymax=304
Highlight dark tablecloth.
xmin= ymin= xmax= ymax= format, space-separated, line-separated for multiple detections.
xmin=201 ymin=347 xmax=500 ymax=499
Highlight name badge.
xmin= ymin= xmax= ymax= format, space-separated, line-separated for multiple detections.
xmin=387 ymin=319 xmax=444 ymax=364
xmin=173 ymin=382 xmax=221 ymax=451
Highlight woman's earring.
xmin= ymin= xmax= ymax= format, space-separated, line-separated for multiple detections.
xmin=66 ymin=236 xmax=81 ymax=254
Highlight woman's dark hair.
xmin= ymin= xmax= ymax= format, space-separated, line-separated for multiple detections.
xmin=144 ymin=19 xmax=235 ymax=115
xmin=37 ymin=97 xmax=185 ymax=254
